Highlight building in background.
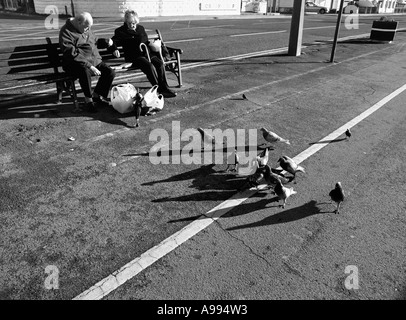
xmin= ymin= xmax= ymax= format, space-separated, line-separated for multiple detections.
xmin=1 ymin=0 xmax=35 ymax=13
xmin=25 ymin=0 xmax=242 ymax=18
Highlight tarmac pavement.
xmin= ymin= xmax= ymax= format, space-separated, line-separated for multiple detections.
xmin=1 ymin=15 xmax=406 ymax=300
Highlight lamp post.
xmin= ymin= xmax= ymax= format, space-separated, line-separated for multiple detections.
xmin=330 ymin=0 xmax=346 ymax=63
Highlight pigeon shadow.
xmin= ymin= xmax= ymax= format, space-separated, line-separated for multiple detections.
xmin=142 ymin=164 xmax=217 ymax=186
xmin=226 ymin=200 xmax=326 ymax=230
xmin=308 ymin=137 xmax=347 ymax=145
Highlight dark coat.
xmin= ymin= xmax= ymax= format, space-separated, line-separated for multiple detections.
xmin=112 ymin=24 xmax=149 ymax=63
xmin=59 ymin=18 xmax=110 ymax=69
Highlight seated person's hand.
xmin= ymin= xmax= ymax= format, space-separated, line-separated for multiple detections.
xmin=90 ymin=65 xmax=101 ymax=76
xmin=113 ymin=50 xmax=120 ymax=58
xmin=108 ymin=38 xmax=114 ymax=47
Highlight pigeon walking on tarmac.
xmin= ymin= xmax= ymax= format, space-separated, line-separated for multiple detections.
xmin=226 ymin=148 xmax=239 ymax=172
xmin=133 ymin=92 xmax=143 ymax=127
xmin=345 ymin=129 xmax=352 ymax=140
xmin=197 ymin=127 xmax=223 ymax=147
xmin=240 ymin=164 xmax=288 ymax=190
xmin=260 ymin=127 xmax=290 ymax=145
xmin=256 ymin=147 xmax=270 ymax=167
xmin=329 ymin=182 xmax=345 ymax=214
xmin=273 ymin=180 xmax=297 ymax=209
xmin=277 ymin=155 xmax=305 ymax=183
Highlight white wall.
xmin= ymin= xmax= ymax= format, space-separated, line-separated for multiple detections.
xmin=33 ymin=0 xmax=242 ymax=18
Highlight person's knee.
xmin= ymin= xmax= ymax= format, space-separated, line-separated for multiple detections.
xmin=109 ymin=68 xmax=116 ymax=79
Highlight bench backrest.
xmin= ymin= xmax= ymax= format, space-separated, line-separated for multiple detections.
xmin=0 ymin=29 xmax=178 ymax=77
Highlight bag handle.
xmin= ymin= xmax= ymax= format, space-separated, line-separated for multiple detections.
xmin=111 ymin=86 xmax=119 ymax=99
xmin=151 ymin=85 xmax=159 ymax=95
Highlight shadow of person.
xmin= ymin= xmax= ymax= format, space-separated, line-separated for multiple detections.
xmin=143 ymin=164 xmax=217 ymax=186
xmin=226 ymin=200 xmax=325 ymax=231
xmin=152 ymin=189 xmax=237 ymax=203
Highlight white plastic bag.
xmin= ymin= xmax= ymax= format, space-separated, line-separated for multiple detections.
xmin=110 ymin=83 xmax=137 ymax=114
xmin=149 ymin=39 xmax=162 ymax=53
xmin=142 ymin=85 xmax=164 ymax=114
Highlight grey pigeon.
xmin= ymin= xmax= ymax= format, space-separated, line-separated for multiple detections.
xmin=256 ymin=147 xmax=270 ymax=167
xmin=273 ymin=180 xmax=297 ymax=208
xmin=329 ymin=182 xmax=345 ymax=214
xmin=260 ymin=127 xmax=290 ymax=145
xmin=133 ymin=92 xmax=143 ymax=127
xmin=197 ymin=127 xmax=223 ymax=147
xmin=226 ymin=148 xmax=239 ymax=172
xmin=277 ymin=155 xmax=305 ymax=183
xmin=345 ymin=129 xmax=352 ymax=140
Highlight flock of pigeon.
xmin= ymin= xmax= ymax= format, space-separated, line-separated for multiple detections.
xmin=198 ymin=105 xmax=350 ymax=214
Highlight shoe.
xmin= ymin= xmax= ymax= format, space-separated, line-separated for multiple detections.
xmin=84 ymin=102 xmax=98 ymax=113
xmin=93 ymin=95 xmax=110 ymax=105
xmin=160 ymin=89 xmax=177 ymax=98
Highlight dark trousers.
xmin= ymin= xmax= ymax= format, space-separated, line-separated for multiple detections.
xmin=131 ymin=55 xmax=169 ymax=91
xmin=64 ymin=62 xmax=116 ymax=98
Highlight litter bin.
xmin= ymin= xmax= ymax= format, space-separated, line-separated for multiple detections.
xmin=370 ymin=18 xmax=398 ymax=42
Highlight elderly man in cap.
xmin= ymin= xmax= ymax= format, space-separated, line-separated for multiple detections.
xmin=111 ymin=10 xmax=177 ymax=98
xmin=59 ymin=12 xmax=117 ymax=113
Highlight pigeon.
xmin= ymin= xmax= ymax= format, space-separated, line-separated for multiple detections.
xmin=277 ymin=155 xmax=305 ymax=183
xmin=260 ymin=127 xmax=290 ymax=145
xmin=345 ymin=129 xmax=352 ymax=140
xmin=273 ymin=180 xmax=297 ymax=208
xmin=241 ymin=164 xmax=288 ymax=190
xmin=261 ymin=164 xmax=292 ymax=187
xmin=256 ymin=147 xmax=270 ymax=167
xmin=237 ymin=158 xmax=258 ymax=176
xmin=226 ymin=148 xmax=239 ymax=172
xmin=329 ymin=182 xmax=345 ymax=214
xmin=197 ymin=127 xmax=223 ymax=147
xmin=133 ymin=92 xmax=144 ymax=127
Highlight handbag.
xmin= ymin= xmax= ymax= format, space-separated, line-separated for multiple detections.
xmin=142 ymin=85 xmax=164 ymax=114
xmin=110 ymin=83 xmax=138 ymax=114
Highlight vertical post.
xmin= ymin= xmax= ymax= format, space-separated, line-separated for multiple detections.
xmin=71 ymin=0 xmax=75 ymax=17
xmin=330 ymin=0 xmax=345 ymax=63
xmin=288 ymin=0 xmax=305 ymax=56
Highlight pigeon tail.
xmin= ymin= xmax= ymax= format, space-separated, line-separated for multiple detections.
xmin=296 ymin=166 xmax=305 ymax=173
xmin=281 ymin=139 xmax=291 ymax=145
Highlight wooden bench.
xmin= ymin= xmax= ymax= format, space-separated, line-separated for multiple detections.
xmin=0 ymin=41 xmax=79 ymax=109
xmin=0 ymin=29 xmax=183 ymax=112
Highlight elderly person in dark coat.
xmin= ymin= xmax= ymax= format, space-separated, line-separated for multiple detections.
xmin=111 ymin=10 xmax=176 ymax=98
xmin=59 ymin=12 xmax=117 ymax=112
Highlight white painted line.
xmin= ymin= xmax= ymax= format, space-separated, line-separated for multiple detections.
xmin=303 ymin=24 xmax=365 ymax=31
xmin=252 ymin=21 xmax=291 ymax=25
xmin=0 ymin=28 xmax=55 ymax=40
xmin=293 ymin=83 xmax=406 ymax=165
xmin=73 ymin=82 xmax=406 ymax=300
xmin=165 ymin=38 xmax=203 ymax=43
xmin=230 ymin=30 xmax=287 ymax=37
xmin=0 ymin=35 xmax=59 ymax=42
xmin=73 ymin=188 xmax=258 ymax=300
xmin=170 ymin=24 xmax=235 ymax=30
